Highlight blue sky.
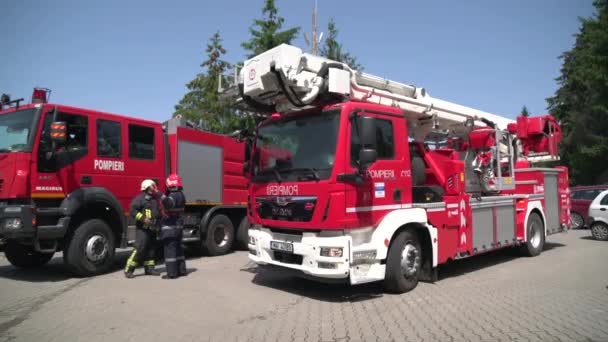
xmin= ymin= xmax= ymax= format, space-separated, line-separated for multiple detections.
xmin=1 ymin=0 xmax=595 ymax=123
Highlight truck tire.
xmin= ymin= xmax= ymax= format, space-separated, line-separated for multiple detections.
xmin=203 ymin=214 xmax=234 ymax=256
xmin=591 ymin=222 xmax=608 ymax=241
xmin=384 ymin=229 xmax=421 ymax=293
xmin=64 ymin=219 xmax=115 ymax=276
xmin=235 ymin=217 xmax=250 ymax=250
xmin=521 ymin=212 xmax=545 ymax=257
xmin=4 ymin=242 xmax=54 ymax=269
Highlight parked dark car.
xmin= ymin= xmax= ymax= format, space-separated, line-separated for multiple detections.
xmin=570 ymin=185 xmax=608 ymax=229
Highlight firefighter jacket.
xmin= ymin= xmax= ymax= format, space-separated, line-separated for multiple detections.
xmin=130 ymin=192 xmax=164 ymax=230
xmin=160 ymin=190 xmax=186 ymax=227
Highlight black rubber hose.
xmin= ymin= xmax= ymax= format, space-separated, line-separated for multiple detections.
xmin=317 ymin=62 xmax=346 ymax=78
xmin=480 ymin=117 xmax=496 ymax=129
xmin=270 ymin=64 xmax=306 ymax=107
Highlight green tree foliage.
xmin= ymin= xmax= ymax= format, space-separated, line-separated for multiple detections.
xmin=521 ymin=106 xmax=530 ymax=117
xmin=241 ymin=0 xmax=300 ymax=58
xmin=174 ymin=31 xmax=241 ymax=134
xmin=319 ymin=18 xmax=363 ymax=71
xmin=547 ymin=0 xmax=608 ymax=185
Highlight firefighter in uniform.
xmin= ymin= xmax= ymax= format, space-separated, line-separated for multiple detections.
xmin=159 ymin=174 xmax=187 ymax=279
xmin=124 ymin=179 xmax=163 ymax=278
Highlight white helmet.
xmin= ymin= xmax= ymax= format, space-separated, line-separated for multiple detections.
xmin=140 ymin=179 xmax=156 ymax=191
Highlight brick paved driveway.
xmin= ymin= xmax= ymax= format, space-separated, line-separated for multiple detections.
xmin=0 ymin=229 xmax=607 ymax=342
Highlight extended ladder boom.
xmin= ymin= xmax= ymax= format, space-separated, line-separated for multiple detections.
xmin=229 ymin=44 xmax=515 ymax=138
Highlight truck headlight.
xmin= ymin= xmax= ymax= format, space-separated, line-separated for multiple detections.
xmin=4 ymin=218 xmax=22 ymax=230
xmin=320 ymin=247 xmax=343 ymax=258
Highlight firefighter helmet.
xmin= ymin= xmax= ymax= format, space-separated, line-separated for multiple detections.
xmin=140 ymin=179 xmax=156 ymax=191
xmin=166 ymin=174 xmax=182 ymax=188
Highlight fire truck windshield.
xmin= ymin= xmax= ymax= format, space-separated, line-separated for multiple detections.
xmin=0 ymin=108 xmax=37 ymax=153
xmin=252 ymin=110 xmax=340 ymax=183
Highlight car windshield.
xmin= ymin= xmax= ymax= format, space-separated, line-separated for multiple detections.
xmin=252 ymin=110 xmax=340 ymax=183
xmin=0 ymin=109 xmax=37 ymax=153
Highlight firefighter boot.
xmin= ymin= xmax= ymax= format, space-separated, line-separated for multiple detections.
xmin=124 ymin=267 xmax=135 ymax=279
xmin=144 ymin=265 xmax=161 ymax=276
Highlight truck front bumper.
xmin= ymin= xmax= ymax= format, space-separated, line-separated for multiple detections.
xmin=248 ymin=226 xmax=386 ymax=284
xmin=0 ymin=205 xmax=68 ymax=241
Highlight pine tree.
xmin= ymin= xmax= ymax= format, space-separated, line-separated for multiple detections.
xmin=546 ymin=0 xmax=608 ymax=185
xmin=241 ymin=0 xmax=300 ymax=58
xmin=319 ymin=18 xmax=363 ymax=71
xmin=174 ymin=31 xmax=239 ymax=134
xmin=521 ymin=106 xmax=530 ymax=117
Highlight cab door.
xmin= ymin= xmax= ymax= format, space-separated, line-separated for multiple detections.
xmin=35 ymin=108 xmax=93 ymax=198
xmin=92 ymin=118 xmax=128 ymax=210
xmin=122 ymin=122 xmax=165 ymax=206
xmin=343 ymin=109 xmax=411 ymax=227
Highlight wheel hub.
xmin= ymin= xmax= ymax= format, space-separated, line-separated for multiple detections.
xmin=400 ymin=243 xmax=420 ymax=277
xmin=85 ymin=234 xmax=108 ymax=263
xmin=530 ymin=221 xmax=541 ymax=248
xmin=214 ymin=226 xmax=228 ymax=247
xmin=592 ymin=225 xmax=608 ymax=240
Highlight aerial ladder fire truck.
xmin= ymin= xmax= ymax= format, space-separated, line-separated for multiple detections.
xmin=223 ymin=44 xmax=570 ymax=293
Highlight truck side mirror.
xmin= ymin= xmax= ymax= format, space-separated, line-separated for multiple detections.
xmin=50 ymin=121 xmax=67 ymax=143
xmin=358 ymin=116 xmax=377 ymax=171
xmin=359 ymin=149 xmax=377 ymax=172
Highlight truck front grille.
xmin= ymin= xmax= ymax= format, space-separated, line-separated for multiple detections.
xmin=273 ymin=251 xmax=303 ymax=265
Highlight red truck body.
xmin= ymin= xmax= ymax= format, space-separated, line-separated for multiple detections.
xmin=246 ymin=101 xmax=570 ymax=291
xmin=0 ymin=100 xmax=247 ymax=275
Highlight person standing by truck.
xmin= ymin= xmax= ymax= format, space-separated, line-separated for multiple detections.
xmin=124 ymin=179 xmax=163 ymax=278
xmin=159 ymin=174 xmax=187 ymax=279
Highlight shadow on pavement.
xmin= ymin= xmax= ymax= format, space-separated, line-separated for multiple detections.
xmin=0 ymin=249 xmax=199 ymax=282
xmin=438 ymin=242 xmax=566 ymax=281
xmin=579 ymin=235 xmax=599 ymax=241
xmin=0 ymin=256 xmax=73 ymax=282
xmin=250 ymin=268 xmax=384 ymax=303
xmin=246 ymin=242 xmax=566 ymax=301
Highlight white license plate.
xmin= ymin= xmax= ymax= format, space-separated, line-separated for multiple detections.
xmin=270 ymin=241 xmax=293 ymax=253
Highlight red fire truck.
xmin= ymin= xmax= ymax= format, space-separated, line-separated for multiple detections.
xmin=0 ymin=89 xmax=248 ymax=276
xmin=224 ymin=44 xmax=571 ymax=293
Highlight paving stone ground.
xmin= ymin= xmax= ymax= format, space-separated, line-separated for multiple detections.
xmin=0 ymin=229 xmax=607 ymax=342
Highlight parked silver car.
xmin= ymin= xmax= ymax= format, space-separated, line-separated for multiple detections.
xmin=588 ymin=189 xmax=608 ymax=241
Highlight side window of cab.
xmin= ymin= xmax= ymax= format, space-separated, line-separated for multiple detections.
xmin=38 ymin=111 xmax=89 ymax=172
xmin=350 ymin=116 xmax=395 ymax=167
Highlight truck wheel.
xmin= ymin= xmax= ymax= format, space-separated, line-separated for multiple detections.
xmin=384 ymin=230 xmax=421 ymax=294
xmin=521 ymin=212 xmax=545 ymax=257
xmin=4 ymin=242 xmax=54 ymax=269
xmin=570 ymin=212 xmax=584 ymax=229
xmin=64 ymin=219 xmax=115 ymax=276
xmin=591 ymin=222 xmax=608 ymax=241
xmin=203 ymin=214 xmax=234 ymax=256
xmin=235 ymin=217 xmax=250 ymax=250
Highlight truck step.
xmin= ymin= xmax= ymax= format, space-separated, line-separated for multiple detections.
xmin=34 ymin=239 xmax=57 ymax=253
xmin=35 ymin=208 xmax=65 ymax=216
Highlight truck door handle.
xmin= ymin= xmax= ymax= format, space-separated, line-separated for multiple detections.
xmin=81 ymin=176 xmax=92 ymax=184
xmin=393 ymin=189 xmax=402 ymax=202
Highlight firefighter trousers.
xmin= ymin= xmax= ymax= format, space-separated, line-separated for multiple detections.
xmin=125 ymin=228 xmax=157 ymax=271
xmin=161 ymin=226 xmax=186 ymax=278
